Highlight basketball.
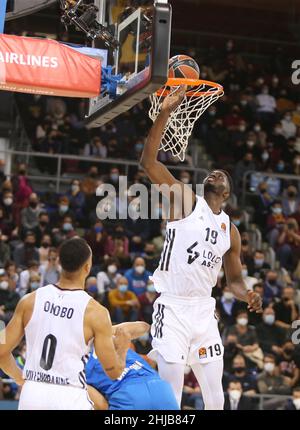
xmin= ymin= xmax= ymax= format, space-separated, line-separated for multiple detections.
xmin=168 ymin=55 xmax=200 ymax=80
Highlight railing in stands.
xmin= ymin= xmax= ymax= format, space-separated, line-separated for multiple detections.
xmin=1 ymin=150 xmax=209 ymax=194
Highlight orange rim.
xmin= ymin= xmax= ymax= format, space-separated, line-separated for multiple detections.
xmin=156 ymin=78 xmax=224 ymax=97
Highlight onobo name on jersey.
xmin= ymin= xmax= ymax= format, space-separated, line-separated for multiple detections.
xmin=23 ymin=285 xmax=92 ymax=389
xmin=151 ymin=196 xmax=231 ymax=297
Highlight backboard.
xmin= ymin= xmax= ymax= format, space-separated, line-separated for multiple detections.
xmin=85 ymin=0 xmax=172 ymax=128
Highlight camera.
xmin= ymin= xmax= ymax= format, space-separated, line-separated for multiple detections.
xmin=60 ymin=0 xmax=119 ymax=49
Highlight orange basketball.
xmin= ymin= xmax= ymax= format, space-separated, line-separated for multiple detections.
xmin=168 ymin=55 xmax=200 ymax=80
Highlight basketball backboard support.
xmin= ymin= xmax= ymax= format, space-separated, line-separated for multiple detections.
xmin=85 ymin=0 xmax=172 ymax=129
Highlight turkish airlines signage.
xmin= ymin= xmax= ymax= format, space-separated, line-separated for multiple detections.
xmin=0 ymin=34 xmax=101 ymax=98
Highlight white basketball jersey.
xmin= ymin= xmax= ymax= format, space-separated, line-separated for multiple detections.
xmin=23 ymin=285 xmax=92 ymax=389
xmin=151 ymin=196 xmax=231 ymax=297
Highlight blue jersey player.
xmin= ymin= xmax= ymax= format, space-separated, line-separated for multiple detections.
xmin=86 ymin=323 xmax=179 ymax=410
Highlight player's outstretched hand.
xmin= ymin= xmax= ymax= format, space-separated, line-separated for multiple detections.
xmin=161 ymin=85 xmax=186 ymax=114
xmin=113 ymin=327 xmax=131 ymax=353
xmin=247 ymin=291 xmax=263 ymax=313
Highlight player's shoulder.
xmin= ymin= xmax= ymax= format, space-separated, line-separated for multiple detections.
xmin=18 ymin=291 xmax=37 ymax=310
xmin=85 ymin=298 xmax=110 ymax=320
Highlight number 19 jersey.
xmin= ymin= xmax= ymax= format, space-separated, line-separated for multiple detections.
xmin=23 ymin=284 xmax=92 ymax=389
xmin=151 ymin=196 xmax=231 ymax=297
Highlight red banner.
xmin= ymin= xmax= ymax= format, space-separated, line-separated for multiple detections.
xmin=0 ymin=34 xmax=101 ymax=98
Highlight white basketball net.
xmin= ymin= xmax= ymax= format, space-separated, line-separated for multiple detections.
xmin=149 ymin=82 xmax=224 ymax=161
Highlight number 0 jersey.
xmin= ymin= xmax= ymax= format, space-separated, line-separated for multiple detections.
xmin=151 ymin=195 xmax=231 ymax=298
xmin=23 ymin=284 xmax=92 ymax=389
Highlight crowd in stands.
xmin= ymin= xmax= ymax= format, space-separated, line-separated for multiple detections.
xmin=0 ymin=37 xmax=300 ymax=410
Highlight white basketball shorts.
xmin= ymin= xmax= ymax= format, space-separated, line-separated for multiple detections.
xmin=149 ymin=294 xmax=224 ymax=365
xmin=18 ymin=381 xmax=94 ymax=410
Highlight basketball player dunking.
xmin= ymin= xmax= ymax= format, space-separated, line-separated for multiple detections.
xmin=140 ymin=87 xmax=262 ymax=410
xmin=0 ymin=237 xmax=130 ymax=410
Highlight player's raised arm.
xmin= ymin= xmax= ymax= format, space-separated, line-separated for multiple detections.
xmin=0 ymin=296 xmax=29 ymax=386
xmin=86 ymin=300 xmax=130 ymax=380
xmin=140 ymin=86 xmax=195 ymax=219
xmin=223 ymin=224 xmax=262 ymax=313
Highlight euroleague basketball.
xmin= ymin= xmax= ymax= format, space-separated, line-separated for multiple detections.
xmin=168 ymin=55 xmax=200 ymax=80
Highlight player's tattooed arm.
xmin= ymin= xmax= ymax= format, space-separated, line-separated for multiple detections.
xmin=223 ymin=224 xmax=263 ymax=313
xmin=88 ymin=301 xmax=130 ymax=379
xmin=112 ymin=321 xmax=150 ymax=339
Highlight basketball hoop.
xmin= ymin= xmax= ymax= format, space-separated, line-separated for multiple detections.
xmin=149 ymin=77 xmax=224 ymax=161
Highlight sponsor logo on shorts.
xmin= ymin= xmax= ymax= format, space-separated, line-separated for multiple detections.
xmin=198 ymin=347 xmax=207 ymax=359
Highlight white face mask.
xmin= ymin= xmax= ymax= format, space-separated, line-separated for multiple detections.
xmin=0 ymin=280 xmax=9 ymax=290
xmin=224 ymin=291 xmax=234 ymax=301
xmin=218 ymin=270 xmax=224 ymax=279
xmin=264 ymin=362 xmax=275 ymax=374
xmin=135 ymin=265 xmax=145 ymax=275
xmin=181 ymin=177 xmax=190 ymax=184
xmin=263 ymin=314 xmax=275 ymax=325
xmin=237 ymin=317 xmax=248 ymax=326
xmin=229 ymin=390 xmax=242 ymax=401
xmin=293 ymin=399 xmax=300 ymax=410
xmin=107 ymin=265 xmax=117 ymax=274
xmin=3 ymin=198 xmax=13 ymax=206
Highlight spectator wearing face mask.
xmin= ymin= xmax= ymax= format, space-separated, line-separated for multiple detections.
xmin=33 ymin=212 xmax=52 ymax=247
xmin=50 ymin=196 xmax=75 ymax=227
xmin=257 ymin=354 xmax=291 ymax=395
xmin=26 ymin=272 xmax=41 ymax=294
xmin=182 ymin=366 xmax=204 ymax=410
xmin=105 ymin=224 xmax=129 ymax=262
xmin=267 ymin=201 xmax=286 ymax=249
xmin=52 ymin=215 xmax=76 ymax=246
xmin=39 ymin=248 xmax=61 ymax=287
xmin=255 ymin=85 xmax=277 ymax=127
xmin=230 ymin=209 xmax=246 ymax=234
xmin=0 ymin=269 xmax=20 ymax=324
xmin=248 ymin=250 xmax=270 ymax=278
xmin=233 ymin=152 xmax=256 ymax=191
xmin=256 ymin=307 xmax=285 ymax=355
xmin=20 ymin=193 xmax=42 ymax=236
xmin=17 ymin=260 xmax=40 ymax=297
xmin=223 ymin=334 xmax=240 ymax=372
xmin=125 ymin=257 xmax=152 ymax=297
xmin=278 ymin=341 xmax=300 ymax=389
xmin=138 ymin=280 xmax=159 ymax=325
xmin=96 ymin=258 xmax=121 ymax=300
xmin=216 ymin=286 xmax=244 ymax=327
xmin=263 ymin=270 xmax=282 ymax=303
xmin=241 ymin=264 xmax=258 ymax=291
xmin=281 ymin=112 xmax=297 ymax=139
xmin=284 ymin=386 xmax=300 ymax=410
xmin=225 ymin=310 xmax=263 ymax=369
xmin=124 ymin=214 xmax=151 ymax=254
xmin=13 ymin=231 xmax=40 ymax=269
xmin=108 ymin=276 xmax=140 ymax=323
xmin=224 ymin=381 xmax=256 ymax=410
xmin=224 ymin=354 xmax=257 ymax=395
xmin=274 ymin=286 xmax=299 ymax=333
xmin=282 ymin=186 xmax=300 ymax=217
